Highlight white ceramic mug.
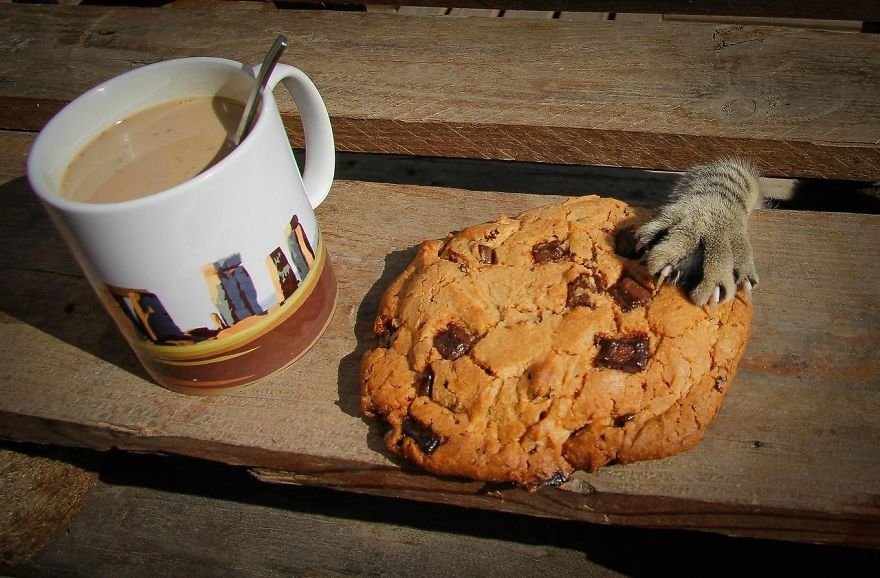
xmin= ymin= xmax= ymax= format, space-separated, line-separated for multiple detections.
xmin=27 ymin=57 xmax=338 ymax=394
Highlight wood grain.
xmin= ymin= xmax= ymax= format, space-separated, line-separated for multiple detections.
xmin=448 ymin=8 xmax=501 ymax=17
xmin=0 ymin=131 xmax=878 ymax=546
xmin=0 ymin=445 xmax=97 ymax=568
xmin=1 ymin=5 xmax=879 ymax=179
xmin=26 ymin=489 xmax=621 ymax=577
xmin=273 ymin=1 xmax=880 ymax=21
xmin=16 ymin=454 xmax=625 ymax=577
xmin=16 ymin=451 xmax=874 ymax=577
xmin=662 ymin=14 xmax=864 ymax=32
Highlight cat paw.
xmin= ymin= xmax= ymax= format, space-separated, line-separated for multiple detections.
xmin=636 ymin=160 xmax=761 ymax=310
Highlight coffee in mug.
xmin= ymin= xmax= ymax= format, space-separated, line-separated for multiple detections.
xmin=27 ymin=57 xmax=337 ymax=394
xmin=61 ymin=96 xmax=246 ymax=204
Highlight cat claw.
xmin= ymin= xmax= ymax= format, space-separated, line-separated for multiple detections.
xmin=740 ymin=278 xmax=753 ymax=303
xmin=655 ymin=264 xmax=673 ymax=293
xmin=708 ymin=285 xmax=720 ymax=317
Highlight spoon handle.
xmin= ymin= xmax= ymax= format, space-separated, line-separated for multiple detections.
xmin=234 ymin=34 xmax=288 ymax=145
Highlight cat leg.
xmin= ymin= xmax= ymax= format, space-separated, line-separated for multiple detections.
xmin=637 ymin=158 xmax=761 ymax=309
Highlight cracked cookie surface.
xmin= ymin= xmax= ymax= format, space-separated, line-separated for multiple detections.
xmin=360 ymin=196 xmax=752 ymax=487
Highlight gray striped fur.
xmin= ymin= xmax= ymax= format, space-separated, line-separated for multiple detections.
xmin=637 ymin=159 xmax=761 ymax=306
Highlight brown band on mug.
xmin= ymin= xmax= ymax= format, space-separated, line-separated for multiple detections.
xmin=135 ymin=245 xmax=338 ymax=394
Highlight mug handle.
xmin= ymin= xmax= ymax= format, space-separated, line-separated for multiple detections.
xmin=262 ymin=63 xmax=335 ymax=209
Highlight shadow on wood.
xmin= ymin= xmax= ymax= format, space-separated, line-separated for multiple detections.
xmin=335 ymin=245 xmax=419 ymax=419
xmin=17 ymin=448 xmax=880 ymax=576
xmin=335 ymin=245 xmax=422 ymax=463
xmin=0 ymin=176 xmax=149 ymax=380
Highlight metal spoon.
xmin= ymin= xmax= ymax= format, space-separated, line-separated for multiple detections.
xmin=233 ymin=34 xmax=288 ymax=145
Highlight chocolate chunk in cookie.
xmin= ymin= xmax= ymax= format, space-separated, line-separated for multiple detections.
xmin=532 ymin=239 xmax=568 ymax=264
xmin=478 ymin=244 xmax=497 ymax=265
xmin=402 ymin=417 xmax=441 ymax=454
xmin=417 ymin=367 xmax=435 ymax=397
xmin=595 ymin=334 xmax=650 ymax=373
xmin=609 ymin=276 xmax=652 ymax=312
xmin=442 ymin=249 xmax=469 ymax=273
xmin=434 ymin=323 xmax=476 ymax=360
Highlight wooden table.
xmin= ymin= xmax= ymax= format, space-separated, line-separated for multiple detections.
xmin=1 ymin=1 xmax=879 ymax=565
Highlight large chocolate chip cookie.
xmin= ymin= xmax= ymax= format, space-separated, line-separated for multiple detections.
xmin=360 ymin=196 xmax=752 ymax=487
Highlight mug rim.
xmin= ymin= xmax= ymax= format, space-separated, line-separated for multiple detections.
xmin=27 ymin=57 xmax=271 ymax=214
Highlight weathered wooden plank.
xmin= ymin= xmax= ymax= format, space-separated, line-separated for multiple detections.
xmin=1 ymin=5 xmax=878 ymax=180
xmin=612 ymin=12 xmax=661 ymax=22
xmin=13 ymin=454 xmax=625 ymax=577
xmin=0 ymin=131 xmax=877 ymax=545
xmin=662 ymin=14 xmax=864 ymax=32
xmin=448 ymin=8 xmax=500 ymax=17
xmin=14 ymin=450 xmax=875 ymax=577
xmin=398 ymin=6 xmax=447 ymax=16
xmin=503 ymin=9 xmax=555 ymax=19
xmin=272 ymin=1 xmax=880 ymax=21
xmin=365 ymin=4 xmax=400 ymax=14
xmin=558 ymin=11 xmax=609 ymax=21
xmin=165 ymin=0 xmax=277 ymax=8
xmin=0 ymin=444 xmax=97 ymax=568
